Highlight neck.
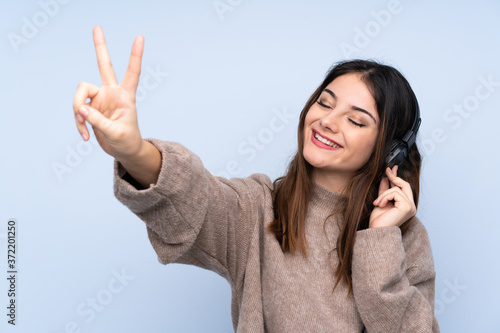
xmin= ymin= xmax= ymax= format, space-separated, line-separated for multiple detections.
xmin=311 ymin=168 xmax=352 ymax=194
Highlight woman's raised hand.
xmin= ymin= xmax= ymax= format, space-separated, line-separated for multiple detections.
xmin=369 ymin=165 xmax=417 ymax=228
xmin=73 ymin=26 xmax=145 ymax=160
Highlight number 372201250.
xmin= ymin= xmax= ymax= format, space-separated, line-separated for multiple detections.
xmin=7 ymin=221 xmax=16 ymax=268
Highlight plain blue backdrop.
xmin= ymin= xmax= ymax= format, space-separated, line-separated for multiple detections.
xmin=1 ymin=0 xmax=499 ymax=332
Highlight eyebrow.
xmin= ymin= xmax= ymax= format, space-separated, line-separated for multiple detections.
xmin=322 ymin=88 xmax=377 ymax=124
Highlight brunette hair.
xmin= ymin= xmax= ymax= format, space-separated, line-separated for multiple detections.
xmin=268 ymin=59 xmax=422 ymax=295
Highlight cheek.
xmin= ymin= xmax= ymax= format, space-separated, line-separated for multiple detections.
xmin=365 ymin=134 xmax=378 ymax=157
xmin=304 ymin=111 xmax=315 ymax=127
xmin=303 ymin=112 xmax=315 ymax=136
xmin=354 ymin=131 xmax=378 ymax=159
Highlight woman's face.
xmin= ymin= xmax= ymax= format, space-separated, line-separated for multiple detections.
xmin=303 ymin=73 xmax=379 ymax=187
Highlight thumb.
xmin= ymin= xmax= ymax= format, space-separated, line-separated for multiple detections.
xmin=79 ymin=105 xmax=114 ymax=136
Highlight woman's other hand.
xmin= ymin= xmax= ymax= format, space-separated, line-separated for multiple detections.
xmin=369 ymin=165 xmax=417 ymax=228
xmin=73 ymin=26 xmax=145 ymax=161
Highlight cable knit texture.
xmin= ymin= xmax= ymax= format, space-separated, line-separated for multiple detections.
xmin=113 ymin=138 xmax=440 ymax=333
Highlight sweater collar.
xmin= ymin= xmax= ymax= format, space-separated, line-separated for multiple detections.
xmin=310 ymin=182 xmax=347 ymax=212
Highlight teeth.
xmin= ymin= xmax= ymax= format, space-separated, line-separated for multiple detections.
xmin=314 ymin=132 xmax=341 ymax=148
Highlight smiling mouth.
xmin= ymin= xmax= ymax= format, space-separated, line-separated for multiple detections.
xmin=313 ymin=131 xmax=342 ymax=148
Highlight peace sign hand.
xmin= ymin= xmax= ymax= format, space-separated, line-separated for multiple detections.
xmin=73 ymin=26 xmax=145 ymax=160
xmin=369 ymin=165 xmax=417 ymax=228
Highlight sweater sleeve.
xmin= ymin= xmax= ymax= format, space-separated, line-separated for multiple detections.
xmin=112 ymin=138 xmax=272 ymax=288
xmin=352 ymin=218 xmax=440 ymax=333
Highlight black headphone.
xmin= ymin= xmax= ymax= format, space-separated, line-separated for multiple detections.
xmin=385 ymin=105 xmax=421 ymax=168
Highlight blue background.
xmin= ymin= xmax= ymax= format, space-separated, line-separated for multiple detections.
xmin=1 ymin=0 xmax=499 ymax=332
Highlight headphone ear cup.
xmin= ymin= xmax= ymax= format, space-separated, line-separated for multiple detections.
xmin=386 ymin=140 xmax=408 ymax=168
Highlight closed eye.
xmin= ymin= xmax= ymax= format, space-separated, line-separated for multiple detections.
xmin=318 ymin=98 xmax=366 ymax=127
xmin=349 ymin=119 xmax=365 ymax=127
xmin=316 ymin=100 xmax=332 ymax=109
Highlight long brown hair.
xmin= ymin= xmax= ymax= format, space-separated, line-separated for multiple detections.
xmin=268 ymin=59 xmax=422 ymax=295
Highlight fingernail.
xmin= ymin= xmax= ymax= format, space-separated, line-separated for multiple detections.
xmin=81 ymin=132 xmax=87 ymax=140
xmin=76 ymin=113 xmax=84 ymax=123
xmin=80 ymin=106 xmax=89 ymax=117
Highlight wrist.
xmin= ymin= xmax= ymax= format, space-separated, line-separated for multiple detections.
xmin=116 ymin=138 xmax=146 ymax=164
xmin=116 ymin=140 xmax=162 ymax=189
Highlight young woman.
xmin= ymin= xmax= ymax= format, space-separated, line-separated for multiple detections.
xmin=73 ymin=26 xmax=439 ymax=332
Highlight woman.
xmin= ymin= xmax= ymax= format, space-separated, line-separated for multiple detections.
xmin=73 ymin=26 xmax=439 ymax=332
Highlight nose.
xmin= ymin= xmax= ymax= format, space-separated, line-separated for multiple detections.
xmin=319 ymin=112 xmax=340 ymax=133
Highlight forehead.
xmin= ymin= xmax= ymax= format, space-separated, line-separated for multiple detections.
xmin=324 ymin=73 xmax=378 ymax=120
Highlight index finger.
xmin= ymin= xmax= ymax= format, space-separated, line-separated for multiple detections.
xmin=93 ymin=26 xmax=118 ymax=86
xmin=386 ymin=165 xmax=414 ymax=202
xmin=378 ymin=174 xmax=390 ymax=196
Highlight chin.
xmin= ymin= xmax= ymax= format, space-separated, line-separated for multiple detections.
xmin=304 ymin=155 xmax=336 ymax=172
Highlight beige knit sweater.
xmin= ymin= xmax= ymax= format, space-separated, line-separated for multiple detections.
xmin=113 ymin=139 xmax=440 ymax=332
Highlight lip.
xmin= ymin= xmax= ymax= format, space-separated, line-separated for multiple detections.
xmin=311 ymin=130 xmax=342 ymax=150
